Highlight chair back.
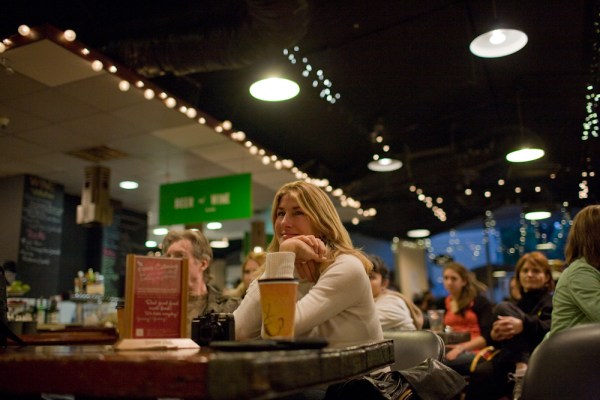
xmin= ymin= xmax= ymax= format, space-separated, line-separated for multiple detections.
xmin=521 ymin=323 xmax=600 ymax=400
xmin=383 ymin=330 xmax=445 ymax=371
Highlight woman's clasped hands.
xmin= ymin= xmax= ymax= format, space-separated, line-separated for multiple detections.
xmin=279 ymin=235 xmax=328 ymax=283
xmin=490 ymin=315 xmax=523 ymax=341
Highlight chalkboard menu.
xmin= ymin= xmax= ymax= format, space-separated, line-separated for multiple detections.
xmin=123 ymin=255 xmax=188 ymax=339
xmin=18 ymin=175 xmax=64 ymax=297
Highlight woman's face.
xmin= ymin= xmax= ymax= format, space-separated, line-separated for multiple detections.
xmin=369 ymin=272 xmax=387 ymax=298
xmin=274 ymin=193 xmax=317 ymax=244
xmin=443 ymin=268 xmax=466 ymax=298
xmin=519 ymin=261 xmax=549 ymax=292
xmin=242 ymin=259 xmax=260 ymax=288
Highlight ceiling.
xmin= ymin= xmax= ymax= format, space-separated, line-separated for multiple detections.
xmin=1 ymin=0 xmax=599 ymax=244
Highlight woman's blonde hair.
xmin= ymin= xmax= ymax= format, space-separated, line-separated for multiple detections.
xmin=443 ymin=262 xmax=480 ymax=314
xmin=267 ymin=180 xmax=372 ymax=274
xmin=241 ymin=251 xmax=266 ymax=283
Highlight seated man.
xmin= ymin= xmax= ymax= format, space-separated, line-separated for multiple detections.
xmin=162 ymin=229 xmax=241 ymax=337
xmin=368 ymin=254 xmax=423 ymax=331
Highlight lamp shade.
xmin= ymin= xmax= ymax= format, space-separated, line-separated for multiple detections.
xmin=368 ymin=158 xmax=402 ymax=172
xmin=249 ymin=77 xmax=299 ymax=101
xmin=524 ymin=203 xmax=554 ymax=220
xmin=470 ymin=28 xmax=528 ymax=58
xmin=502 ymin=126 xmax=545 ymax=163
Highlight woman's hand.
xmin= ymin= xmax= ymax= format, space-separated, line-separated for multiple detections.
xmin=445 ymin=345 xmax=464 ymax=361
xmin=279 ymin=235 xmax=327 ymax=282
xmin=491 ymin=315 xmax=523 ymax=341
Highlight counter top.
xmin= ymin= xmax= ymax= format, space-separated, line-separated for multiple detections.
xmin=0 ymin=340 xmax=394 ymax=399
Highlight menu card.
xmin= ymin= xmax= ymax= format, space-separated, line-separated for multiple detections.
xmin=122 ymin=255 xmax=188 ymax=339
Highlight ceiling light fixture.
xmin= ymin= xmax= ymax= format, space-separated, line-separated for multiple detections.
xmin=153 ymin=227 xmax=169 ymax=235
xmin=210 ymin=238 xmax=229 ymax=249
xmin=119 ymin=180 xmax=139 ymax=189
xmin=470 ymin=29 xmax=528 ymax=58
xmin=506 ymin=147 xmax=545 ymax=162
xmin=407 ymin=229 xmax=430 ymax=238
xmin=506 ymin=91 xmax=545 ymax=162
xmin=368 ymin=119 xmax=403 ymax=172
xmin=470 ymin=1 xmax=527 ymax=58
xmin=368 ymin=157 xmax=403 ymax=172
xmin=206 ymin=222 xmax=223 ymax=230
xmin=524 ymin=210 xmax=552 ymax=221
xmin=249 ymin=77 xmax=299 ymax=101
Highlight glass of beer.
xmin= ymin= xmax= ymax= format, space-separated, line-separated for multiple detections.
xmin=258 ymin=278 xmax=298 ymax=339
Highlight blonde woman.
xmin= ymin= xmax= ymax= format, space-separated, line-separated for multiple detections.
xmin=233 ymin=181 xmax=383 ymax=347
xmin=225 ymin=251 xmax=266 ymax=299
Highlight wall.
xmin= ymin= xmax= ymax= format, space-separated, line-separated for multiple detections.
xmin=0 ymin=175 xmax=24 ymax=264
xmin=1 ymin=175 xmax=147 ymax=298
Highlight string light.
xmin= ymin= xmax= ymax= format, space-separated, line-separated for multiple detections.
xmin=284 ymin=46 xmax=341 ymax=104
xmin=4 ymin=24 xmax=373 ymax=225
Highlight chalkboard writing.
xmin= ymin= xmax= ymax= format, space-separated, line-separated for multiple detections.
xmin=124 ymin=255 xmax=188 ymax=339
xmin=18 ymin=175 xmax=64 ymax=297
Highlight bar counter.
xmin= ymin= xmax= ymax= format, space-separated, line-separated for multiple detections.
xmin=0 ymin=340 xmax=394 ymax=399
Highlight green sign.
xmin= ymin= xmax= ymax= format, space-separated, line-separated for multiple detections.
xmin=159 ymin=173 xmax=252 ymax=225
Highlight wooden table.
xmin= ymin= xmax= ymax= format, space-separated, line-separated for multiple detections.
xmin=0 ymin=340 xmax=394 ymax=399
xmin=8 ymin=326 xmax=119 ymax=346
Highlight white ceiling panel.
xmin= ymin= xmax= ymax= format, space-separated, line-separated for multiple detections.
xmin=9 ymin=87 xmax=99 ymax=123
xmin=58 ymin=112 xmax=142 ymax=144
xmin=7 ymin=40 xmax=102 ymax=87
xmin=152 ymin=123 xmax=228 ymax=149
xmin=58 ymin=73 xmax=147 ymax=112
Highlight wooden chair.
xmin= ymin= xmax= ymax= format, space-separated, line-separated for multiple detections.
xmin=521 ymin=322 xmax=600 ymax=400
xmin=383 ymin=330 xmax=445 ymax=371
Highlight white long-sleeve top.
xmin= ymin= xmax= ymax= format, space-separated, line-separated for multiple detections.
xmin=233 ymin=252 xmax=384 ymax=348
xmin=374 ymin=290 xmax=417 ymax=331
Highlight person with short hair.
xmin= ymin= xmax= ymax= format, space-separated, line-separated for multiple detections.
xmin=162 ymin=229 xmax=240 ymax=337
xmin=368 ymin=254 xmax=422 ymax=331
xmin=234 ymin=180 xmax=383 ymax=347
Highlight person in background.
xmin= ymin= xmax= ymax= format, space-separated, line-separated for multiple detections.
xmin=2 ymin=261 xmax=16 ymax=285
xmin=548 ymin=204 xmax=600 ymax=337
xmin=224 ymin=251 xmax=266 ymax=299
xmin=508 ymin=275 xmax=522 ymax=303
xmin=368 ymin=254 xmax=423 ymax=331
xmin=442 ymin=262 xmax=494 ymax=375
xmin=467 ymin=251 xmax=554 ymax=400
xmin=234 ymin=180 xmax=383 ymax=348
xmin=162 ymin=229 xmax=241 ymax=337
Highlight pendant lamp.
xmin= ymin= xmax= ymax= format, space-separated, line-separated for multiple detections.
xmin=249 ymin=77 xmax=299 ymax=101
xmin=470 ymin=28 xmax=528 ymax=58
xmin=506 ymin=91 xmax=545 ymax=163
xmin=470 ymin=1 xmax=528 ymax=58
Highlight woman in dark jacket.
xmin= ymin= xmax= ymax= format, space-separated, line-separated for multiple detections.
xmin=467 ymin=251 xmax=554 ymax=400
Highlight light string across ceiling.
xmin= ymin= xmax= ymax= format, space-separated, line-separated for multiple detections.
xmin=1 ymin=24 xmax=374 ymax=226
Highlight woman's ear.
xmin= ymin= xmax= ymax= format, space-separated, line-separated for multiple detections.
xmin=382 ymin=278 xmax=390 ymax=289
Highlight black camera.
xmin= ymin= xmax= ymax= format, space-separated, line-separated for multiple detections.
xmin=191 ymin=312 xmax=235 ymax=345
